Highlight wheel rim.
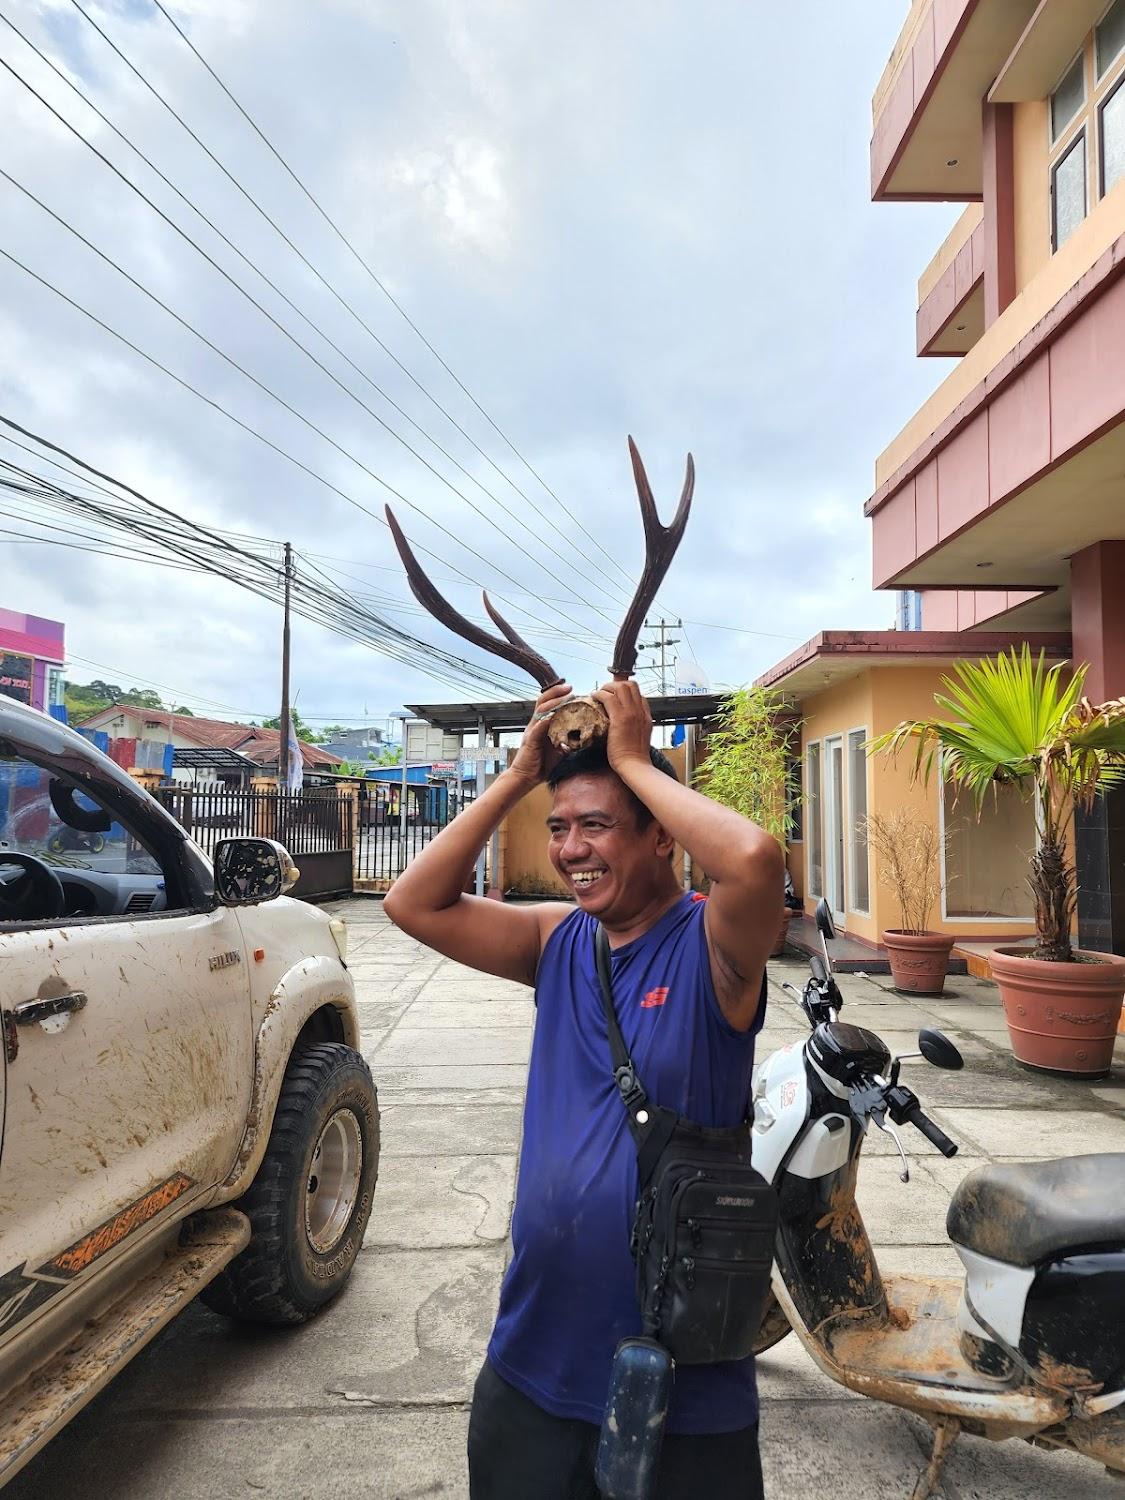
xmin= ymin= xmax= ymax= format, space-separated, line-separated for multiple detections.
xmin=305 ymin=1108 xmax=363 ymax=1254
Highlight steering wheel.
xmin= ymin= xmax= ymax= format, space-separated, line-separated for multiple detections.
xmin=0 ymin=854 xmax=67 ymax=922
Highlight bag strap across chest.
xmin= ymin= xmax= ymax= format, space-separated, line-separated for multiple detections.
xmin=594 ymin=925 xmax=680 ymax=1187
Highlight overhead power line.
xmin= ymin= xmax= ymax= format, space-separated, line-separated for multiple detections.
xmin=0 ymin=19 xmax=629 ymax=624
xmin=0 ymin=147 xmax=613 ymax=648
xmin=0 ymin=235 xmax=609 ymax=664
xmin=146 ymin=0 xmax=649 ymax=599
xmin=0 ymin=417 xmax=532 ymax=698
xmin=56 ymin=0 xmax=645 ymax=616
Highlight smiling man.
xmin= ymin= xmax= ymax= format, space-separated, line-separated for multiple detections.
xmin=383 ymin=679 xmax=781 ymax=1499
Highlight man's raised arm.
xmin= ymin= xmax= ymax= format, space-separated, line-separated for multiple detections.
xmin=591 ymin=680 xmax=783 ymax=1031
xmin=382 ymin=683 xmax=574 ymax=986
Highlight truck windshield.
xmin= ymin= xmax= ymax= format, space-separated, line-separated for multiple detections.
xmin=0 ymin=755 xmax=161 ymax=876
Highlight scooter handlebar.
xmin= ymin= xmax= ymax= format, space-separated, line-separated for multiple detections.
xmin=903 ymin=1105 xmax=958 ymax=1158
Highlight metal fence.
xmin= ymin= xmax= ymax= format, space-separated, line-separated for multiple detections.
xmin=155 ymin=782 xmax=352 ymax=861
xmin=355 ymin=778 xmax=475 ymax=884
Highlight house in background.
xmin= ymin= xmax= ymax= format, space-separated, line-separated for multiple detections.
xmin=0 ymin=607 xmax=65 ymax=715
xmin=762 ymin=0 xmax=1125 ymax=957
xmin=77 ymin=704 xmax=341 ymax=782
xmin=317 ymin=725 xmax=394 ymax=764
xmin=757 ymin=630 xmax=1069 ymax=950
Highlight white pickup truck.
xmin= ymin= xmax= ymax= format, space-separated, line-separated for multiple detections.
xmin=0 ymin=696 xmax=378 ymax=1487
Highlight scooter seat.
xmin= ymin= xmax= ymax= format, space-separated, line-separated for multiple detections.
xmin=947 ymin=1154 xmax=1125 ymax=1267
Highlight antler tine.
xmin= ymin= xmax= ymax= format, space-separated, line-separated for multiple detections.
xmin=611 ymin=438 xmax=694 ymax=680
xmin=481 ymin=594 xmax=563 ymax=687
xmin=385 ymin=505 xmax=562 ymax=691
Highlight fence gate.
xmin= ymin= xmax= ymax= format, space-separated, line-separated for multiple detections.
xmin=155 ymin=783 xmax=354 ymax=900
xmin=354 ymin=779 xmax=475 ymax=888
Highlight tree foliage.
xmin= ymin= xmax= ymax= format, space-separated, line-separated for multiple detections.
xmin=260 ymin=710 xmax=313 ymax=742
xmin=66 ymin=678 xmax=166 ymax=720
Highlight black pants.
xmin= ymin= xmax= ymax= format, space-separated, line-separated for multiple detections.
xmin=467 ymin=1360 xmax=765 ymax=1500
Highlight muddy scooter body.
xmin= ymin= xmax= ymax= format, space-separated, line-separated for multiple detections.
xmin=751 ymin=899 xmax=1125 ymax=1496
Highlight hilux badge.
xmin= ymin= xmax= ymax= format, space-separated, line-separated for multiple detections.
xmin=209 ymin=950 xmax=241 ymax=972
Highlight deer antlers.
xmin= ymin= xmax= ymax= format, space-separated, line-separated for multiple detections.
xmin=384 ymin=507 xmax=563 ymax=691
xmin=385 ymin=437 xmax=694 ymax=750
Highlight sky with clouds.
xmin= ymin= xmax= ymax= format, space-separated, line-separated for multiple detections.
xmin=1 ymin=0 xmax=960 ymax=732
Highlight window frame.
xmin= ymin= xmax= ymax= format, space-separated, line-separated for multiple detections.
xmin=937 ymin=770 xmax=1037 ymax=925
xmin=1046 ymin=20 xmax=1125 ymax=257
xmin=845 ymin=726 xmax=871 ymax=917
xmin=1097 ymin=0 xmax=1125 ymax=81
xmin=1050 ymin=49 xmax=1087 ymax=144
xmin=0 ymin=725 xmax=212 ymax=933
xmin=1051 ymin=125 xmax=1089 ymax=252
xmin=805 ymin=739 xmax=823 ymax=901
xmin=1098 ymin=69 xmax=1125 ymax=197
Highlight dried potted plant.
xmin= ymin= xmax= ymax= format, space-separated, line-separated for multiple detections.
xmin=860 ymin=808 xmax=954 ymax=994
xmin=694 ymin=686 xmax=799 ymax=957
xmin=873 ymin=646 xmax=1125 ymax=1076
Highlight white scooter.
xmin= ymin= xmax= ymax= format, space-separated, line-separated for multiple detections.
xmin=751 ymin=899 xmax=1125 ymax=1499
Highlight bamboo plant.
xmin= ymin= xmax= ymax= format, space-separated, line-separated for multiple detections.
xmin=694 ymin=686 xmax=799 ymax=849
xmin=871 ymin=646 xmax=1125 ymax=962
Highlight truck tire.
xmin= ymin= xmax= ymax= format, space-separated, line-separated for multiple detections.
xmin=202 ymin=1042 xmax=379 ymax=1325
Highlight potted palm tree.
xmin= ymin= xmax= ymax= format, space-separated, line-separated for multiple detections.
xmin=860 ymin=808 xmax=954 ymax=995
xmin=694 ymin=686 xmax=799 ymax=957
xmin=874 ymin=646 xmax=1125 ymax=1077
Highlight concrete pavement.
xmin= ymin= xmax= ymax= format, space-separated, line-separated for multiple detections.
xmin=11 ymin=898 xmax=1124 ymax=1499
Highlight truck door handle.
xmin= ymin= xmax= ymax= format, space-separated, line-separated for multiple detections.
xmin=13 ymin=992 xmax=88 ymax=1025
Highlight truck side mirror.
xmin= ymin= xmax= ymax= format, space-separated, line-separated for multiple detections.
xmin=214 ymin=837 xmax=298 ymax=906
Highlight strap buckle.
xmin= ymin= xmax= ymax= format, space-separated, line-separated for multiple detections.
xmin=614 ymin=1064 xmax=647 ymax=1113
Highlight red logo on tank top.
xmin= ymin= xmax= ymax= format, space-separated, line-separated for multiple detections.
xmin=641 ymin=987 xmax=670 ymax=1009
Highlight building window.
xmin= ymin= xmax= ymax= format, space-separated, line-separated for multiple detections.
xmin=1097 ymin=0 xmax=1125 ymax=80
xmin=1052 ymin=132 xmax=1088 ymax=249
xmin=942 ymin=779 xmax=1035 ymax=920
xmin=786 ymin=755 xmax=803 ymax=843
xmin=47 ymin=668 xmax=65 ymax=709
xmin=847 ymin=730 xmax=870 ymax=914
xmin=1101 ymin=74 xmax=1125 ymax=196
xmin=1048 ymin=15 xmax=1125 ymax=252
xmin=1051 ymin=53 xmax=1086 ymax=142
xmin=806 ymin=742 xmax=822 ymax=898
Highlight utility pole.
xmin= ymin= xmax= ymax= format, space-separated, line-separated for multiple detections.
xmin=278 ymin=541 xmax=293 ymax=788
xmin=637 ymin=617 xmax=681 ymax=748
xmin=637 ymin=618 xmax=682 ymax=697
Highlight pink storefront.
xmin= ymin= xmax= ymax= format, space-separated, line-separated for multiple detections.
xmin=0 ymin=607 xmax=66 ymax=714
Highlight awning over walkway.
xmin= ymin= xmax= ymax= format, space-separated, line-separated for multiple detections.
xmin=406 ymin=693 xmax=728 ymax=735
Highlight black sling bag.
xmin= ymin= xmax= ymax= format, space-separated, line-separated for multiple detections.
xmin=595 ymin=925 xmax=778 ymax=1366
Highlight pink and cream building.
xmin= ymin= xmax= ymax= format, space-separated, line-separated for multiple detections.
xmin=758 ymin=0 xmax=1125 ymax=958
xmin=867 ymin=0 xmax=1125 ymax=952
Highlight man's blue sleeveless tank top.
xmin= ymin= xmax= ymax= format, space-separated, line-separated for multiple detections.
xmin=488 ymin=893 xmax=765 ymax=1434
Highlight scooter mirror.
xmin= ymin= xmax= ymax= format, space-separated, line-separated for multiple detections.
xmin=918 ymin=1027 xmax=964 ymax=1071
xmin=814 ymin=898 xmax=836 ymax=941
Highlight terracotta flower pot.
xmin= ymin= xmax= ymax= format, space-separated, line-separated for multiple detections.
xmin=770 ymin=907 xmax=793 ymax=959
xmin=989 ymin=946 xmax=1125 ymax=1078
xmin=881 ymin=930 xmax=955 ymax=996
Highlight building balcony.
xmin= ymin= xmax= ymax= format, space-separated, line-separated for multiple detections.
xmin=866 ymin=179 xmax=1125 ymax=628
xmin=871 ymin=0 xmax=1041 ymax=200
xmin=917 ymin=205 xmax=985 ymax=354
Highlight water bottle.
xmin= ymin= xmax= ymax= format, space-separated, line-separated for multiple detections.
xmin=595 ymin=1337 xmax=673 ymax=1500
